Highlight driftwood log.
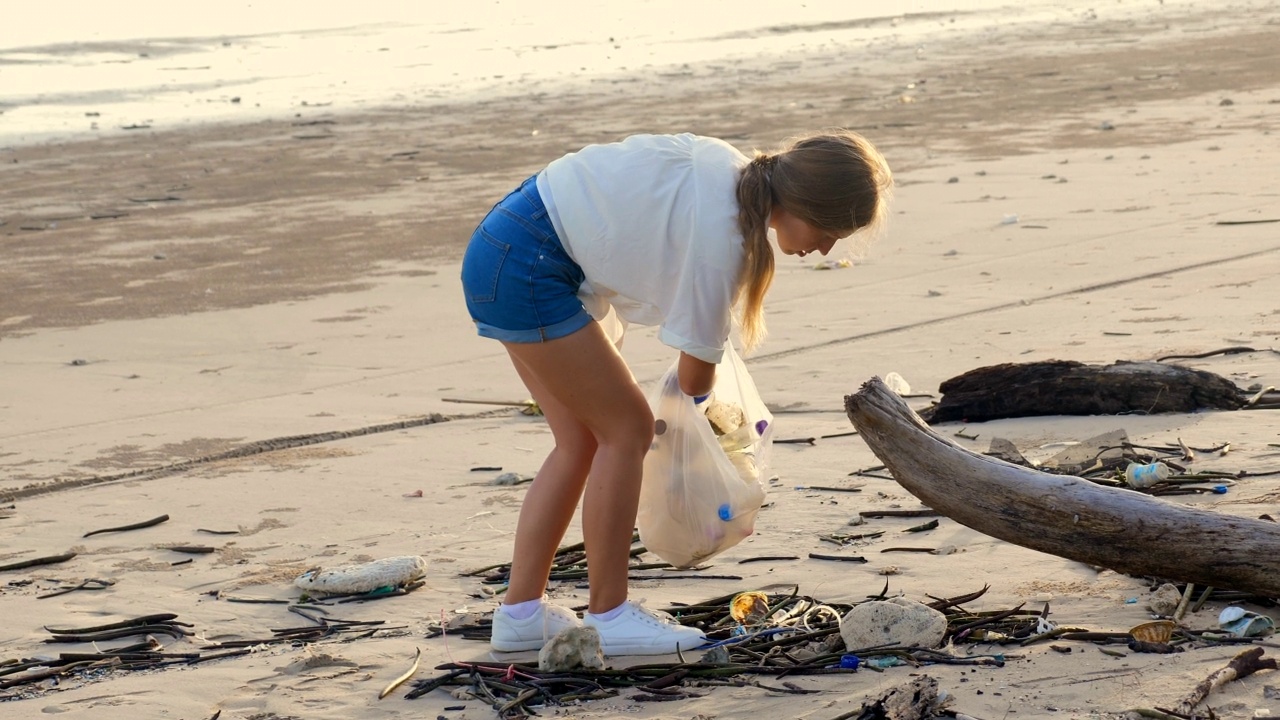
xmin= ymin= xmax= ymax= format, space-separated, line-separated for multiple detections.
xmin=919 ymin=360 xmax=1246 ymax=423
xmin=845 ymin=377 xmax=1280 ymax=599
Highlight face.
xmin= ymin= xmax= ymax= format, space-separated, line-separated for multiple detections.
xmin=769 ymin=206 xmax=842 ymax=258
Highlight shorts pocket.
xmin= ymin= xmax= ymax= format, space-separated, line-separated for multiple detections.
xmin=461 ymin=229 xmax=511 ymax=304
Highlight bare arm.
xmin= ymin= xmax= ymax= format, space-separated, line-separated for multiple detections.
xmin=677 ymin=352 xmax=716 ymax=398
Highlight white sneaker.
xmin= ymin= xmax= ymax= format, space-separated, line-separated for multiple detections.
xmin=583 ymin=601 xmax=707 ymax=656
xmin=490 ymin=599 xmax=582 ymax=652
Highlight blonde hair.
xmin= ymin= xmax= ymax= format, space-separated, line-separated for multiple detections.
xmin=734 ymin=129 xmax=893 ymax=351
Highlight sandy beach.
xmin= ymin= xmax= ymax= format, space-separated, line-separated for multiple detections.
xmin=3 ymin=3 xmax=1280 ymax=719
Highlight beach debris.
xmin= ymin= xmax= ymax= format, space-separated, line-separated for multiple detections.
xmin=883 ymin=372 xmax=911 ymax=396
xmin=36 ymin=578 xmax=115 ymax=599
xmin=419 ymin=585 xmax=1010 ymax=715
xmin=1129 ymin=620 xmax=1175 ymax=644
xmin=919 ymin=360 xmax=1248 ymax=423
xmin=538 ymin=626 xmax=605 ymax=672
xmin=1218 ymin=606 xmax=1275 ymax=638
xmin=294 ymin=555 xmax=427 ymax=596
xmin=825 ymin=675 xmax=948 ymax=720
xmin=491 ymin=472 xmax=531 ymax=486
xmin=839 ymin=598 xmax=948 ymax=650
xmin=0 ymin=552 xmax=77 ymax=573
xmin=83 ymin=514 xmax=170 ymax=538
xmin=846 ymin=377 xmax=1280 ymax=598
xmin=1147 ymin=583 xmax=1183 ymax=616
xmin=813 ymin=258 xmax=854 ymax=270
xmin=2 ymin=607 xmax=403 ymax=696
xmin=729 ymin=591 xmax=771 ymax=624
xmin=441 ymin=397 xmax=542 ymax=415
xmin=43 ymin=613 xmax=193 ymax=643
xmin=1171 ymin=647 xmax=1276 ymax=717
xmin=378 ymin=647 xmax=421 ymax=700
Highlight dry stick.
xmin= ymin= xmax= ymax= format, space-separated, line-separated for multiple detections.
xmin=0 ymin=552 xmax=77 ymax=572
xmin=379 ymin=647 xmax=421 ymax=700
xmin=1246 ymin=385 xmax=1276 ymax=407
xmin=44 ymin=614 xmax=179 ymax=635
xmin=1171 ymin=647 xmax=1276 ymax=715
xmin=46 ymin=625 xmax=192 ymax=643
xmin=83 ymin=514 xmax=170 ymax=538
xmin=167 ymin=546 xmax=216 ymax=554
xmin=442 ymin=398 xmax=532 ymax=408
xmin=859 ymin=509 xmax=939 ymax=518
xmin=37 ymin=578 xmax=115 ymax=599
xmin=1155 ymin=346 xmax=1258 ymax=362
xmin=1173 ymin=583 xmax=1195 ymax=623
xmin=807 ymin=553 xmax=867 ymax=563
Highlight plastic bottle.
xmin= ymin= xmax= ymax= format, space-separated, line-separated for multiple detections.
xmin=1125 ymin=461 xmax=1171 ymax=489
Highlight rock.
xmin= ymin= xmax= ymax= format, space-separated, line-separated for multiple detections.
xmin=538 ymin=626 xmax=605 ymax=672
xmin=839 ymin=598 xmax=948 ymax=650
xmin=699 ymin=645 xmax=731 ymax=665
xmin=1147 ymin=582 xmax=1182 ymax=616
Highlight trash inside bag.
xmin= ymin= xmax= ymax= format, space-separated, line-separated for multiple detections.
xmin=637 ymin=344 xmax=772 ymax=568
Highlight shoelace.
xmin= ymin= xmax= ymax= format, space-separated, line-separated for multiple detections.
xmin=631 ymin=600 xmax=680 ymax=626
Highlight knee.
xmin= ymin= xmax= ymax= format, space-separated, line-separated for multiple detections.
xmin=556 ymin=430 xmax=598 ymax=474
xmin=597 ymin=400 xmax=654 ymax=455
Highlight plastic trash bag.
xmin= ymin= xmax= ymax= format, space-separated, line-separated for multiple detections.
xmin=637 ymin=344 xmax=773 ymax=568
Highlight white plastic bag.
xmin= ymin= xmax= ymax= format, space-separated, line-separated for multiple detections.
xmin=636 ymin=344 xmax=773 ymax=568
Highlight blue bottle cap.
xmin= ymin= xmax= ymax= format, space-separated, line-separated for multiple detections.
xmin=839 ymin=654 xmax=861 ymax=670
xmin=717 ymin=503 xmax=733 ymax=521
xmin=1212 ymin=485 xmax=1229 ymax=494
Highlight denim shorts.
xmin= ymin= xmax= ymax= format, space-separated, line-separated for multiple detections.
xmin=460 ymin=175 xmax=592 ymax=343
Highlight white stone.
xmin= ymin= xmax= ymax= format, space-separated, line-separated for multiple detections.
xmin=538 ymin=626 xmax=605 ymax=672
xmin=839 ymin=598 xmax=948 ymax=650
xmin=1147 ymin=582 xmax=1181 ymax=617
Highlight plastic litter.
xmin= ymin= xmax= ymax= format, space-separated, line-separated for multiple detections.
xmin=1218 ymin=606 xmax=1275 ymax=637
xmin=294 ymin=555 xmax=426 ymax=595
xmin=1125 ymin=461 xmax=1171 ymax=489
xmin=883 ymin=372 xmax=911 ymax=396
xmin=636 ymin=343 xmax=773 ymax=568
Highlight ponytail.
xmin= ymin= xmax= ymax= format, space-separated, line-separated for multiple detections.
xmin=734 ymin=153 xmax=777 ymax=353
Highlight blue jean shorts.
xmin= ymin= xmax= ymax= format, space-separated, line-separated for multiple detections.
xmin=460 ymin=175 xmax=592 ymax=343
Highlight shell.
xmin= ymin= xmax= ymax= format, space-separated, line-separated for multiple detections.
xmin=1129 ymin=620 xmax=1175 ymax=643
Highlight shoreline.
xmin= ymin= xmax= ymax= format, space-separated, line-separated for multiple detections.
xmin=3 ymin=6 xmax=1278 ymax=339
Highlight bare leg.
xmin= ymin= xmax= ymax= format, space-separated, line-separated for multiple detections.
xmin=501 ymin=353 xmax=597 ymax=605
xmin=502 ymin=321 xmax=653 ymax=614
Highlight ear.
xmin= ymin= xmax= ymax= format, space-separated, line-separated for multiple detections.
xmin=767 ymin=205 xmax=791 ymax=230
